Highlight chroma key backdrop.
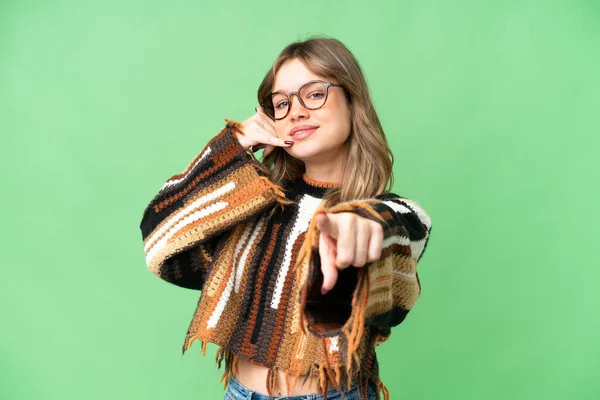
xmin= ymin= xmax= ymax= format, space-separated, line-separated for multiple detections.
xmin=1 ymin=1 xmax=598 ymax=399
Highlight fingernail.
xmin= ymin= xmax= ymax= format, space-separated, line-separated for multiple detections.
xmin=284 ymin=141 xmax=294 ymax=145
xmin=321 ymin=287 xmax=328 ymax=296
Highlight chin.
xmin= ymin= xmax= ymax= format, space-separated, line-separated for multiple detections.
xmin=284 ymin=144 xmax=323 ymax=161
xmin=288 ymin=152 xmax=335 ymax=164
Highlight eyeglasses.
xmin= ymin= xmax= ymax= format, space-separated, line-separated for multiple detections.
xmin=261 ymin=80 xmax=345 ymax=121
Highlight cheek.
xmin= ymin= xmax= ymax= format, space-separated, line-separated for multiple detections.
xmin=333 ymin=108 xmax=351 ymax=138
xmin=275 ymin=123 xmax=286 ymax=138
xmin=328 ymin=100 xmax=351 ymax=132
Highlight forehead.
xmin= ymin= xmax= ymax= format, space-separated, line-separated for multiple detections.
xmin=273 ymin=58 xmax=327 ymax=93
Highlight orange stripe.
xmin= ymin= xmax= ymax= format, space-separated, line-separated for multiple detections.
xmin=154 ymin=137 xmax=242 ymax=213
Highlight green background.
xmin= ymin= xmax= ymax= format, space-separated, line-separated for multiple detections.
xmin=1 ymin=0 xmax=598 ymax=399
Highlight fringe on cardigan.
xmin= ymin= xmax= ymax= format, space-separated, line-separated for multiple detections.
xmin=181 ymin=339 xmax=390 ymax=400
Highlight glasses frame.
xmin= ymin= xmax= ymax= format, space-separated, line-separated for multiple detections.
xmin=260 ymin=80 xmax=345 ymax=121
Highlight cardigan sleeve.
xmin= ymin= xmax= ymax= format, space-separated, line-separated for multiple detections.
xmin=139 ymin=120 xmax=292 ymax=290
xmin=297 ymin=192 xmax=432 ymax=343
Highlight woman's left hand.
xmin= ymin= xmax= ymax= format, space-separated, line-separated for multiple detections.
xmin=315 ymin=211 xmax=384 ymax=295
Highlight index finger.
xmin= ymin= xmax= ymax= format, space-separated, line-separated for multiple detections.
xmin=263 ymin=133 xmax=293 ymax=148
xmin=253 ymin=119 xmax=292 ymax=148
xmin=319 ymin=233 xmax=338 ymax=294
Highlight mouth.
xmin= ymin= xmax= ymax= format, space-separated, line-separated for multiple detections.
xmin=291 ymin=127 xmax=318 ymax=140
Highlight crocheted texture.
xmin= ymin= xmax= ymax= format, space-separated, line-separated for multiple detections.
xmin=139 ymin=121 xmax=433 ymax=400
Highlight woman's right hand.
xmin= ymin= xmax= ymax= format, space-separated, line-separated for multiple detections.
xmin=235 ymin=107 xmax=294 ymax=157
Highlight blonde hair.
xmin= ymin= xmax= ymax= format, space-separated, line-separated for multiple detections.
xmin=257 ymin=36 xmax=394 ymax=208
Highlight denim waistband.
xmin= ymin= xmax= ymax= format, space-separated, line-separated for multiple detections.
xmin=225 ymin=375 xmax=362 ymax=400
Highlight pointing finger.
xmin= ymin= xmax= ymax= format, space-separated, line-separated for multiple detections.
xmin=319 ymin=229 xmax=338 ymax=295
xmin=316 ymin=212 xmax=338 ymax=239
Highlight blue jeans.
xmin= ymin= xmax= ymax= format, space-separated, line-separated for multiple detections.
xmin=223 ymin=376 xmax=378 ymax=400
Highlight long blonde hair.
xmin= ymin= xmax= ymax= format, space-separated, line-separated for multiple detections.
xmin=257 ymin=36 xmax=394 ymax=208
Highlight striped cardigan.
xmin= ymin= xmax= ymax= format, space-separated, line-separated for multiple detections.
xmin=139 ymin=120 xmax=433 ymax=400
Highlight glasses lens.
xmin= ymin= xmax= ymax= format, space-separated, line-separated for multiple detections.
xmin=270 ymin=92 xmax=289 ymax=120
xmin=262 ymin=97 xmax=276 ymax=120
xmin=300 ymin=82 xmax=327 ymax=109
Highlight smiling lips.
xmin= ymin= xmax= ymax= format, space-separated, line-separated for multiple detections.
xmin=290 ymin=125 xmax=319 ymax=140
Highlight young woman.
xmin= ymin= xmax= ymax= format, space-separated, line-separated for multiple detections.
xmin=140 ymin=37 xmax=432 ymax=400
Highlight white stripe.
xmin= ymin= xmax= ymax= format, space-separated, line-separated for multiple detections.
xmin=383 ymin=198 xmax=431 ymax=259
xmin=235 ymin=216 xmax=265 ymax=293
xmin=385 ymin=199 xmax=431 ymax=231
xmin=207 ymin=265 xmax=236 ymax=329
xmin=329 ymin=336 xmax=339 ymax=353
xmin=160 ymin=146 xmax=212 ymax=192
xmin=233 ymin=219 xmax=254 ymax=264
xmin=410 ymin=237 xmax=427 ymax=260
xmin=383 ymin=200 xmax=412 ymax=215
xmin=271 ymin=194 xmax=322 ymax=309
xmin=392 ymin=270 xmax=416 ymax=278
xmin=146 ymin=201 xmax=228 ymax=267
xmin=230 ymin=220 xmax=253 ymax=292
xmin=207 ymin=218 xmax=265 ymax=329
xmin=383 ymin=233 xmax=427 ymax=261
xmin=403 ymin=199 xmax=432 ymax=230
xmin=382 ymin=234 xmax=411 ymax=248
xmin=144 ymin=181 xmax=236 ymax=253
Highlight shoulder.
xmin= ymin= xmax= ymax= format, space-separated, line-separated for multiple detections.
xmin=373 ymin=192 xmax=432 ymax=226
xmin=374 ymin=192 xmax=404 ymax=201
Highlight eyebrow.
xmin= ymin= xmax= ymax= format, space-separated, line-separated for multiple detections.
xmin=272 ymin=80 xmax=318 ymax=94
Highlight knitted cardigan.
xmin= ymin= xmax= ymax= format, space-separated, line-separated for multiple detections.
xmin=139 ymin=120 xmax=433 ymax=400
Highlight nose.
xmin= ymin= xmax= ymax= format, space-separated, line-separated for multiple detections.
xmin=287 ymin=93 xmax=309 ymax=121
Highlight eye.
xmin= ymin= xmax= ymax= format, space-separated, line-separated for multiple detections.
xmin=308 ymin=91 xmax=325 ymax=99
xmin=275 ymin=100 xmax=289 ymax=109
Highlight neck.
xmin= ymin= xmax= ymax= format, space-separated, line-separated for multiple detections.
xmin=302 ymin=145 xmax=348 ymax=184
